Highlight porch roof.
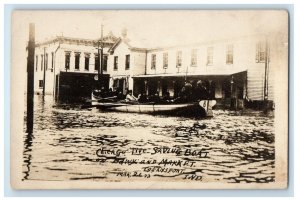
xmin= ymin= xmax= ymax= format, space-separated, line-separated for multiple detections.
xmin=132 ymin=69 xmax=247 ymax=78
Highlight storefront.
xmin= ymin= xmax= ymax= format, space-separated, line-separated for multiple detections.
xmin=133 ymin=70 xmax=247 ymax=108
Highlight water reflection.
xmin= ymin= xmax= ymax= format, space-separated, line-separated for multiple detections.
xmin=23 ymin=95 xmax=275 ymax=183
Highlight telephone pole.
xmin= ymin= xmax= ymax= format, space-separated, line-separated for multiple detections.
xmin=26 ymin=23 xmax=35 ymax=133
xmin=97 ymin=24 xmax=104 ymax=89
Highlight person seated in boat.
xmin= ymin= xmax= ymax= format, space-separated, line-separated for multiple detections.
xmin=173 ymin=85 xmax=189 ymax=103
xmin=161 ymin=91 xmax=171 ymax=103
xmin=184 ymin=81 xmax=193 ymax=102
xmin=137 ymin=92 xmax=148 ymax=103
xmin=125 ymin=90 xmax=138 ymax=102
xmin=92 ymin=89 xmax=102 ymax=98
xmin=107 ymin=88 xmax=113 ymax=96
xmin=148 ymin=91 xmax=160 ymax=103
xmin=193 ymin=80 xmax=209 ymax=101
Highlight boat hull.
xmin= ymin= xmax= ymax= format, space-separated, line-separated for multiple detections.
xmin=91 ymin=92 xmax=216 ymax=117
xmin=95 ymin=100 xmax=216 ymax=117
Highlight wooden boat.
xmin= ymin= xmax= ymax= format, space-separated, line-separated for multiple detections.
xmin=91 ymin=92 xmax=216 ymax=117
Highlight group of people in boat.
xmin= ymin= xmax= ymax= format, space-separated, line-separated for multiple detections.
xmin=129 ymin=80 xmax=211 ymax=103
xmin=94 ymin=80 xmax=211 ymax=104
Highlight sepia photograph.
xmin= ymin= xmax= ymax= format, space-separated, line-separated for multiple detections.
xmin=10 ymin=10 xmax=288 ymax=189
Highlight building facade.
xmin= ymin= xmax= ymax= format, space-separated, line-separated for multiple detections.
xmin=106 ymin=38 xmax=147 ymax=95
xmin=34 ymin=32 xmax=286 ymax=108
xmin=33 ymin=34 xmax=117 ymax=100
xmin=105 ymin=34 xmax=282 ymax=108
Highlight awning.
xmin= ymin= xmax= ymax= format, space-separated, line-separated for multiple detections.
xmin=110 ymin=75 xmax=130 ymax=79
xmin=132 ymin=69 xmax=247 ymax=78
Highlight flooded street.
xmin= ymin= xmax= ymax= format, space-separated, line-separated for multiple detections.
xmin=23 ymin=95 xmax=275 ymax=183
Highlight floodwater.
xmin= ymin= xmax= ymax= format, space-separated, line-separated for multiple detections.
xmin=23 ymin=95 xmax=275 ymax=183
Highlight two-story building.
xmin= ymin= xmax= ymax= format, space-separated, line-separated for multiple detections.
xmin=105 ymin=33 xmax=280 ymax=108
xmin=106 ymin=38 xmax=147 ymax=95
xmin=34 ymin=31 xmax=286 ymax=108
xmin=34 ymin=33 xmax=117 ymax=100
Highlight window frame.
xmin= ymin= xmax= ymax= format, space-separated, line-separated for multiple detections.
xmin=114 ymin=56 xmax=118 ymax=70
xmin=65 ymin=52 xmax=71 ymax=70
xmin=125 ymin=54 xmax=130 ymax=70
xmin=84 ymin=53 xmax=90 ymax=71
xmin=39 ymin=80 xmax=43 ymax=88
xmin=256 ymin=42 xmax=266 ymax=63
xmin=191 ymin=49 xmax=198 ymax=66
xmin=74 ymin=52 xmax=80 ymax=70
xmin=207 ymin=47 xmax=214 ymax=66
xmin=163 ymin=52 xmax=168 ymax=69
xmin=226 ymin=44 xmax=234 ymax=65
xmin=176 ymin=50 xmax=182 ymax=67
xmin=103 ymin=55 xmax=108 ymax=72
xmin=151 ymin=54 xmax=156 ymax=70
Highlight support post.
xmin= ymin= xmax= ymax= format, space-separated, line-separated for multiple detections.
xmin=42 ymin=47 xmax=46 ymax=96
xmin=26 ymin=23 xmax=35 ymax=133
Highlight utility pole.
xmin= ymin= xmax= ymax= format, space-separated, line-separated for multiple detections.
xmin=42 ymin=47 xmax=46 ymax=96
xmin=97 ymin=24 xmax=104 ymax=89
xmin=263 ymin=38 xmax=270 ymax=113
xmin=26 ymin=23 xmax=35 ymax=133
xmin=263 ymin=38 xmax=269 ymax=102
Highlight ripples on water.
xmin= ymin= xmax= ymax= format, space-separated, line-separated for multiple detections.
xmin=23 ymin=95 xmax=275 ymax=183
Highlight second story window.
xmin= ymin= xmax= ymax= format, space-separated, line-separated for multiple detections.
xmin=176 ymin=51 xmax=182 ymax=67
xmin=256 ymin=42 xmax=266 ymax=63
xmin=191 ymin=49 xmax=197 ymax=66
xmin=75 ymin=52 xmax=80 ymax=70
xmin=103 ymin=55 xmax=108 ymax=72
xmin=65 ymin=52 xmax=70 ymax=70
xmin=41 ymin=55 xmax=44 ymax=71
xmin=151 ymin=54 xmax=156 ymax=69
xmin=85 ymin=54 xmax=90 ymax=71
xmin=125 ymin=55 xmax=130 ymax=70
xmin=114 ymin=56 xmax=118 ymax=70
xmin=207 ymin=47 xmax=213 ymax=65
xmin=163 ymin=52 xmax=168 ymax=69
xmin=36 ymin=55 xmax=38 ymax=72
xmin=94 ymin=54 xmax=99 ymax=71
xmin=226 ymin=44 xmax=233 ymax=64
xmin=39 ymin=80 xmax=43 ymax=88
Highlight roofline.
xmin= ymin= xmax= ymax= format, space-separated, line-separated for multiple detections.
xmin=147 ymin=33 xmax=269 ymax=52
xmin=132 ymin=70 xmax=247 ymax=78
xmin=35 ymin=36 xmax=117 ymax=48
